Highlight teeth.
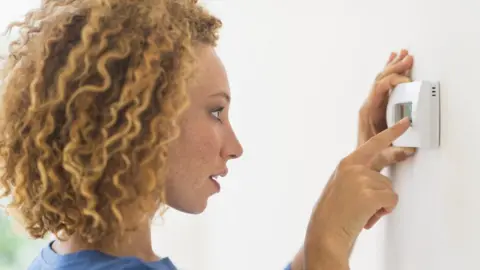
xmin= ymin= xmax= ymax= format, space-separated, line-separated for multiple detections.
xmin=211 ymin=176 xmax=218 ymax=181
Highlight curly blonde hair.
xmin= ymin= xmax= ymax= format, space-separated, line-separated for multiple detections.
xmin=0 ymin=0 xmax=221 ymax=245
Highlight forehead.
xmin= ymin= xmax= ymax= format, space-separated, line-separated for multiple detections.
xmin=188 ymin=46 xmax=230 ymax=98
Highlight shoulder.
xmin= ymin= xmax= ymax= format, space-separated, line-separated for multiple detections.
xmin=27 ymin=241 xmax=177 ymax=270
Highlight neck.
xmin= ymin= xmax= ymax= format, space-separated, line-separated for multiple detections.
xmin=52 ymin=219 xmax=160 ymax=262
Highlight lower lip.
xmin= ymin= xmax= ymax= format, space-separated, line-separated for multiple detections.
xmin=210 ymin=177 xmax=221 ymax=192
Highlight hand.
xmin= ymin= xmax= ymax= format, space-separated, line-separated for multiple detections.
xmin=357 ymin=49 xmax=414 ymax=146
xmin=304 ymin=118 xmax=414 ymax=270
xmin=357 ymin=49 xmax=416 ymax=229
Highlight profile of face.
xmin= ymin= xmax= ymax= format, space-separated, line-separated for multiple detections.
xmin=164 ymin=46 xmax=243 ymax=214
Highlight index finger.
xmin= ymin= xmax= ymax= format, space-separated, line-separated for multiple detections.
xmin=354 ymin=117 xmax=411 ymax=160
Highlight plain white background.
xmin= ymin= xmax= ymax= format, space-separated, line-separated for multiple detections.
xmin=2 ymin=1 xmax=480 ymax=270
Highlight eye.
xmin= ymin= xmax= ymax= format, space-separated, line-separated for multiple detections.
xmin=210 ymin=107 xmax=224 ymax=121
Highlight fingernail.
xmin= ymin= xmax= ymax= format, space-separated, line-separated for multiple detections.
xmin=400 ymin=117 xmax=411 ymax=124
xmin=405 ymin=148 xmax=416 ymax=156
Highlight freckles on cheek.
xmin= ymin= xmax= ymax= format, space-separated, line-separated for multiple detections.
xmin=189 ymin=130 xmax=216 ymax=162
xmin=187 ymin=129 xmax=220 ymax=166
xmin=177 ymin=109 xmax=221 ymax=165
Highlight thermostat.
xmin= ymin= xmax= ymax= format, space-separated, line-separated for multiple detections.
xmin=386 ymin=80 xmax=440 ymax=148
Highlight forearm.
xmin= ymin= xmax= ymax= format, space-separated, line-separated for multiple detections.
xmin=289 ymin=242 xmax=350 ymax=270
xmin=304 ymin=241 xmax=350 ymax=270
xmin=303 ymin=226 xmax=351 ymax=270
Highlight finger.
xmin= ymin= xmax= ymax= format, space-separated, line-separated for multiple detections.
xmin=381 ymin=50 xmax=405 ymax=77
xmin=390 ymin=49 xmax=409 ymax=65
xmin=378 ymin=52 xmax=400 ymax=80
xmin=387 ymin=49 xmax=408 ymax=68
xmin=386 ymin=52 xmax=397 ymax=65
xmin=377 ymin=55 xmax=413 ymax=82
xmin=404 ymin=68 xmax=412 ymax=77
xmin=364 ymin=190 xmax=398 ymax=229
xmin=381 ymin=55 xmax=414 ymax=79
xmin=375 ymin=189 xmax=399 ymax=212
xmin=353 ymin=117 xmax=411 ymax=161
xmin=364 ymin=208 xmax=389 ymax=229
xmin=370 ymin=146 xmax=416 ymax=171
xmin=369 ymin=73 xmax=411 ymax=108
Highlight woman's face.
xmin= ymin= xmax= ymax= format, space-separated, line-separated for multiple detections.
xmin=165 ymin=46 xmax=243 ymax=214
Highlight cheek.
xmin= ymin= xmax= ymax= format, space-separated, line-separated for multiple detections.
xmin=167 ymin=118 xmax=221 ymax=184
xmin=182 ymin=122 xmax=220 ymax=169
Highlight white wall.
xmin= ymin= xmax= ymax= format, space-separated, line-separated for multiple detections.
xmin=381 ymin=1 xmax=480 ymax=270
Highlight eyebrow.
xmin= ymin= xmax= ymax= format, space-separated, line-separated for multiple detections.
xmin=209 ymin=92 xmax=231 ymax=103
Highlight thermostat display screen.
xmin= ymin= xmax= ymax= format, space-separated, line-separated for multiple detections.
xmin=386 ymin=80 xmax=440 ymax=148
xmin=396 ymin=102 xmax=413 ymax=122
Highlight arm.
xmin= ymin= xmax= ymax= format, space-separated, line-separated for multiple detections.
xmin=288 ymin=243 xmax=349 ymax=270
xmin=286 ymin=50 xmax=414 ymax=270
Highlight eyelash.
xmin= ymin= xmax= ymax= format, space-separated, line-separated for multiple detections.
xmin=210 ymin=107 xmax=224 ymax=122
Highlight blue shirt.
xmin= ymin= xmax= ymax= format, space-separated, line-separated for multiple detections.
xmin=28 ymin=241 xmax=176 ymax=270
xmin=28 ymin=241 xmax=293 ymax=270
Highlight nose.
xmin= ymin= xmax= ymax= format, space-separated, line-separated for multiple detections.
xmin=221 ymin=124 xmax=243 ymax=160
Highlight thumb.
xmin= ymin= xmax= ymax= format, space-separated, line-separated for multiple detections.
xmin=371 ymin=146 xmax=416 ymax=171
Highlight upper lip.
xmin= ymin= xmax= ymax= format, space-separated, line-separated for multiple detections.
xmin=212 ymin=168 xmax=228 ymax=178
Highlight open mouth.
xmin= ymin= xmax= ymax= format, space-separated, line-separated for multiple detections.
xmin=209 ymin=175 xmax=221 ymax=192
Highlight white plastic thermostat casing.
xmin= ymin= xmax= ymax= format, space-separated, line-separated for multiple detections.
xmin=386 ymin=81 xmax=440 ymax=148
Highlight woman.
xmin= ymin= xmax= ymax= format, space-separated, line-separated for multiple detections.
xmin=0 ymin=0 xmax=415 ymax=269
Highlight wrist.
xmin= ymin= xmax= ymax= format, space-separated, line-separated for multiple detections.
xmin=304 ymin=232 xmax=350 ymax=270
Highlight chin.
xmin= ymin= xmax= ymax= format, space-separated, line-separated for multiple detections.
xmin=168 ymin=199 xmax=208 ymax=215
